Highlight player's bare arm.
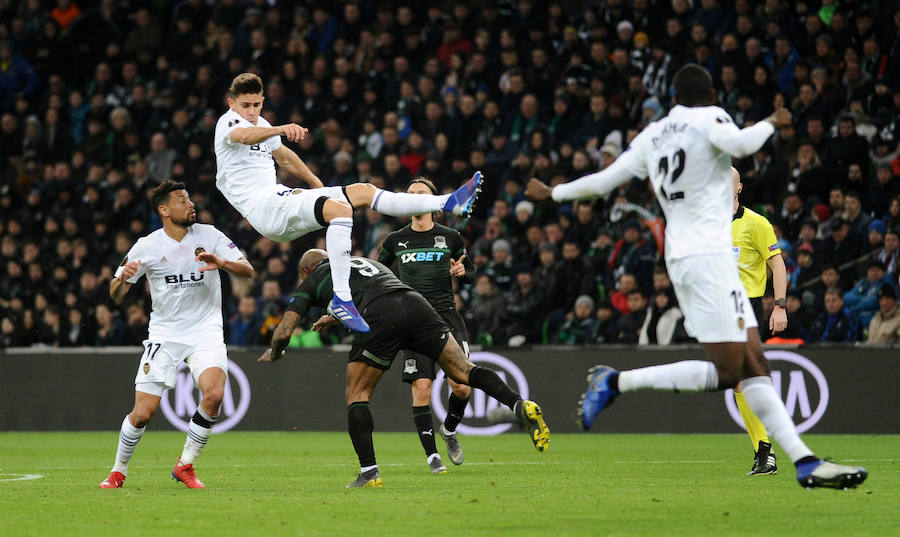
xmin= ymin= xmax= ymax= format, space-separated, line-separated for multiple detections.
xmin=272 ymin=145 xmax=324 ymax=188
xmin=311 ymin=314 xmax=339 ymax=332
xmin=109 ymin=260 xmax=141 ymax=303
xmin=525 ymin=178 xmax=552 ymax=202
xmin=259 ymin=310 xmax=301 ymax=363
xmin=230 ymin=123 xmax=308 ymax=145
xmin=449 ymin=254 xmax=467 ymax=277
xmin=767 ymin=254 xmax=788 ymax=333
xmin=195 ymin=253 xmax=256 ymax=278
xmin=764 ymin=108 xmax=792 ymax=129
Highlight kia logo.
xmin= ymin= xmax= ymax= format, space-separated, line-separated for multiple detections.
xmin=160 ymin=360 xmax=251 ymax=433
xmin=724 ymin=350 xmax=829 ymax=433
xmin=431 ymin=351 xmax=529 ymax=436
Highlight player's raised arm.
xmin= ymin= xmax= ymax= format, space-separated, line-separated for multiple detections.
xmin=526 ymin=142 xmax=647 ymax=203
xmin=272 ymin=145 xmax=324 ymax=189
xmin=230 ymin=122 xmax=307 ymax=145
xmin=109 ymin=260 xmax=142 ymax=303
xmin=707 ymin=109 xmax=790 ymax=158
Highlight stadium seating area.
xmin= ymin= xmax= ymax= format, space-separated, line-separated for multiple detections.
xmin=1 ymin=0 xmax=899 ymax=349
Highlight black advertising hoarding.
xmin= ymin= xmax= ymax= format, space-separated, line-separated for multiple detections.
xmin=1 ymin=346 xmax=898 ymax=434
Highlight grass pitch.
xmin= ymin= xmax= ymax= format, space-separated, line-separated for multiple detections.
xmin=1 ymin=432 xmax=896 ymax=537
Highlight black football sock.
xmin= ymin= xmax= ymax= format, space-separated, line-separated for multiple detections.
xmin=468 ymin=366 xmax=520 ymax=409
xmin=347 ymin=402 xmax=376 ymax=468
xmin=412 ymin=406 xmax=437 ymax=457
xmin=444 ymin=394 xmax=468 ymax=433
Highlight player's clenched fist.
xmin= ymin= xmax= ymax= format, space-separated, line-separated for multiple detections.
xmin=766 ymin=108 xmax=792 ymax=129
xmin=118 ymin=260 xmax=142 ymax=281
xmin=525 ymin=178 xmax=553 ymax=202
xmin=281 ymin=123 xmax=307 ymax=143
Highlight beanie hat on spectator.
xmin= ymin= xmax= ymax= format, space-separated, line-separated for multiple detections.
xmin=492 ymin=239 xmax=511 ymax=255
xmin=575 ymin=295 xmax=595 ymax=311
xmin=776 ymin=238 xmax=791 ymax=256
xmin=514 ymin=263 xmax=532 ymax=276
xmin=515 ymin=200 xmax=534 ymax=216
xmin=868 ymin=220 xmax=886 ymax=236
xmin=600 ymin=143 xmax=621 ymax=159
xmin=797 ymin=243 xmax=815 ymax=256
xmin=813 ymin=204 xmax=831 ymax=222
xmin=539 ymin=242 xmax=557 ymax=255
xmin=878 ymin=285 xmax=896 ymax=299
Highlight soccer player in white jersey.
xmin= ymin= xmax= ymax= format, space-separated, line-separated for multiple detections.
xmin=99 ymin=180 xmax=256 ymax=489
xmin=526 ymin=64 xmax=867 ymax=490
xmin=214 ymin=73 xmax=484 ymax=333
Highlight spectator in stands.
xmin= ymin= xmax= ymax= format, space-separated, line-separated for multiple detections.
xmin=609 ymin=219 xmax=656 ymax=288
xmin=615 ymin=288 xmax=648 ymax=344
xmin=843 ymin=191 xmax=871 ymax=242
xmin=123 ymin=302 xmax=148 ymax=345
xmin=822 ymin=218 xmax=861 ymax=271
xmin=467 ymin=274 xmax=504 ymax=346
xmin=843 ymin=260 xmax=896 ymax=327
xmin=485 ymin=238 xmax=514 ymax=293
xmin=556 ymin=294 xmax=597 ymax=345
xmin=876 ymin=228 xmax=900 ymax=279
xmin=809 ymin=287 xmax=860 ymax=343
xmin=591 ymin=299 xmax=620 ymax=344
xmin=94 ymin=303 xmax=125 ymax=346
xmin=501 ymin=266 xmax=545 ymax=346
xmin=229 ymin=296 xmax=263 ymax=347
xmin=866 ymin=285 xmax=900 ymax=344
xmin=638 ymin=289 xmax=687 ymax=345
xmin=780 ymin=291 xmax=813 ymax=341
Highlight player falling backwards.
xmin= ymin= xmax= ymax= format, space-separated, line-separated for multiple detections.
xmin=378 ymin=177 xmax=475 ymax=474
xmin=100 ymin=181 xmax=256 ymax=489
xmin=214 ymin=73 xmax=484 ymax=334
xmin=526 ymin=64 xmax=866 ymax=490
xmin=258 ymin=250 xmax=549 ymax=488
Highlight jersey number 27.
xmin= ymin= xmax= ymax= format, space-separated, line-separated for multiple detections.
xmin=656 ymin=148 xmax=686 ymax=202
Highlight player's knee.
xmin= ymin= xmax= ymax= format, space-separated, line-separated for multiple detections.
xmin=715 ymin=365 xmax=742 ymax=389
xmin=345 ymin=183 xmax=376 ymax=208
xmin=202 ymin=386 xmax=225 ymax=408
xmin=451 ymin=382 xmax=471 ymax=399
xmin=130 ymin=408 xmax=154 ymax=428
xmin=323 ymin=199 xmax=352 ymax=222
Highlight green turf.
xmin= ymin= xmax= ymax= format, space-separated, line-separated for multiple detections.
xmin=0 ymin=432 xmax=896 ymax=537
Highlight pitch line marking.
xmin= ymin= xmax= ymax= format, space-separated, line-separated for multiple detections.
xmin=0 ymin=473 xmax=44 ymax=482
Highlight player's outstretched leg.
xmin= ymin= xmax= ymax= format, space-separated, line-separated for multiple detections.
xmin=796 ymin=460 xmax=868 ymax=489
xmin=440 ymin=384 xmax=469 ymax=465
xmin=100 ymin=415 xmax=145 ymax=488
xmin=355 ymin=171 xmax=484 ymax=219
xmin=442 ymin=171 xmax=484 ymax=217
xmin=346 ymin=401 xmax=383 ymax=488
xmin=321 ymin=205 xmax=369 ymax=333
xmin=514 ymin=399 xmax=550 ymax=452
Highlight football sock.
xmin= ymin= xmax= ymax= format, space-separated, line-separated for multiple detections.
xmin=370 ymin=188 xmax=449 ymax=216
xmin=112 ymin=415 xmax=146 ymax=475
xmin=413 ymin=405 xmax=438 ymax=457
xmin=468 ymin=366 xmax=520 ymax=409
xmin=179 ymin=408 xmax=218 ymax=465
xmin=617 ymin=361 xmax=719 ymax=393
xmin=326 ymin=217 xmax=354 ymax=301
xmin=735 ymin=390 xmax=770 ymax=452
xmin=741 ymin=376 xmax=815 ymax=463
xmin=348 ymin=402 xmax=376 ymax=468
xmin=444 ymin=393 xmax=469 ymax=433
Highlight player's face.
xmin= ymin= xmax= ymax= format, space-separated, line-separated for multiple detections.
xmin=165 ymin=189 xmax=196 ymax=227
xmin=228 ymin=92 xmax=264 ymax=124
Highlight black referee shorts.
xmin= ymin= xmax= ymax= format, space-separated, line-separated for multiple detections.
xmin=750 ymin=296 xmax=765 ymax=329
xmin=348 ymin=290 xmax=451 ymax=371
xmin=399 ymin=308 xmax=469 ymax=383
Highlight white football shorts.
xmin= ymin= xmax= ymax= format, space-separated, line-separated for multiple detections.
xmin=244 ymin=184 xmax=347 ymax=242
xmin=134 ymin=339 xmax=228 ymax=397
xmin=667 ymin=252 xmax=757 ymax=343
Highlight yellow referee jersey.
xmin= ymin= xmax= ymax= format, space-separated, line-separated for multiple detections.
xmin=731 ymin=206 xmax=780 ymax=298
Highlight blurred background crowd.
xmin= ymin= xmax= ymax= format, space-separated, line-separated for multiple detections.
xmin=1 ymin=0 xmax=900 ymax=350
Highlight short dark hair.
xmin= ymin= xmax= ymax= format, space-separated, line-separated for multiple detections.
xmin=150 ymin=180 xmax=187 ymax=216
xmin=673 ymin=64 xmax=715 ymax=106
xmin=228 ymin=72 xmax=263 ymax=97
xmin=408 ymin=177 xmax=438 ymax=194
xmin=627 ymin=288 xmax=646 ymax=299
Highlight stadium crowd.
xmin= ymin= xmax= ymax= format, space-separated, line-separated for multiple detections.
xmin=1 ymin=0 xmax=900 ymax=350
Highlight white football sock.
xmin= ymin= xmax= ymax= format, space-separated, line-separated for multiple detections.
xmin=179 ymin=408 xmax=218 ymax=465
xmin=326 ymin=217 xmax=353 ymax=301
xmin=618 ymin=361 xmax=719 ymax=393
xmin=360 ymin=464 xmax=378 ymax=473
xmin=370 ymin=188 xmax=450 ymax=216
xmin=111 ymin=415 xmax=145 ymax=475
xmin=741 ymin=376 xmax=815 ymax=463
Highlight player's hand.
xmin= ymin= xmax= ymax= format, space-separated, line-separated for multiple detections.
xmin=526 ymin=178 xmax=552 ymax=202
xmin=769 ymin=306 xmax=787 ymax=334
xmin=118 ymin=260 xmax=141 ymax=281
xmin=257 ymin=348 xmax=283 ymax=363
xmin=312 ymin=314 xmax=338 ymax=332
xmin=766 ymin=108 xmax=792 ymax=129
xmin=281 ymin=123 xmax=308 ymax=143
xmin=449 ymin=255 xmax=467 ymax=277
xmin=196 ymin=252 xmax=225 ymax=272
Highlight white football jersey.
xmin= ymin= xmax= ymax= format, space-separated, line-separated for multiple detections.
xmin=114 ymin=224 xmax=245 ymax=344
xmin=214 ymin=108 xmax=283 ymax=216
xmin=618 ymin=105 xmax=774 ymax=261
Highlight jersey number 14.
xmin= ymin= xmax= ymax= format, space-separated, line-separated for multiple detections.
xmin=656 ymin=148 xmax=686 ymax=202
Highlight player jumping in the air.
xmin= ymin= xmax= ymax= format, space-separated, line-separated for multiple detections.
xmin=99 ymin=181 xmax=256 ymax=489
xmin=378 ymin=177 xmax=475 ymax=473
xmin=526 ymin=64 xmax=867 ymax=490
xmin=259 ymin=250 xmax=549 ymax=488
xmin=214 ymin=73 xmax=484 ymax=333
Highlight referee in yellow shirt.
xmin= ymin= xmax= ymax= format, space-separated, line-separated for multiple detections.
xmin=731 ymin=167 xmax=787 ymax=476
